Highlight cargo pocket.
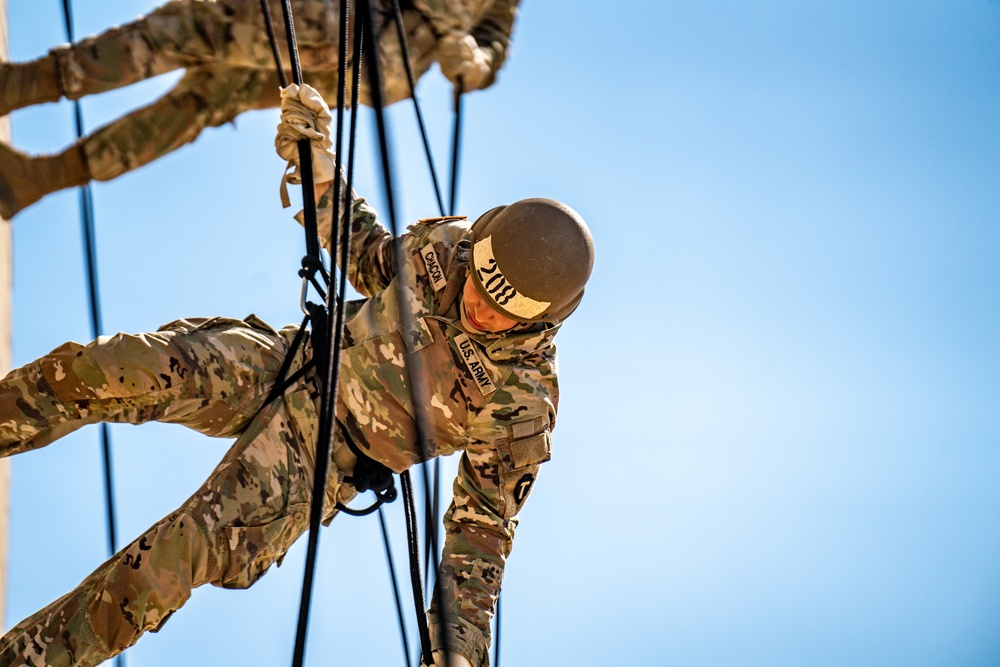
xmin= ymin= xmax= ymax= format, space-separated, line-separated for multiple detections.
xmin=498 ymin=430 xmax=552 ymax=516
xmin=219 ymin=502 xmax=310 ymax=589
xmin=458 ymin=558 xmax=505 ymax=618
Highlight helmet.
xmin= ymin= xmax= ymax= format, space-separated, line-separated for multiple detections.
xmin=469 ymin=198 xmax=594 ymax=323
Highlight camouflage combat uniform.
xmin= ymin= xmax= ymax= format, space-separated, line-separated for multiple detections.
xmin=47 ymin=0 xmax=518 ymax=182
xmin=0 ymin=181 xmax=559 ymax=667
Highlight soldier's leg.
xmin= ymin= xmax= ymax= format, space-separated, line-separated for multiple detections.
xmin=0 ymin=64 xmax=284 ymax=219
xmin=0 ymin=0 xmax=340 ymax=117
xmin=0 ymin=140 xmax=90 ymax=220
xmin=84 ymin=65 xmax=283 ymax=183
xmin=0 ymin=316 xmax=288 ymax=459
xmin=0 ymin=384 xmax=352 ymax=667
xmin=0 ymin=0 xmax=218 ymax=116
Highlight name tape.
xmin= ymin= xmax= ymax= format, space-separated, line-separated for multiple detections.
xmin=454 ymin=333 xmax=497 ymax=395
xmin=420 ymin=243 xmax=448 ymax=292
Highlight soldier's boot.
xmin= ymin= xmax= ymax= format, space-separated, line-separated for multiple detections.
xmin=0 ymin=54 xmax=63 ymax=117
xmin=0 ymin=141 xmax=90 ymax=219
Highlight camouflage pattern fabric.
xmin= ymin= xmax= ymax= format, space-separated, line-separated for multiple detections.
xmin=0 ymin=316 xmax=354 ymax=666
xmin=308 ymin=183 xmax=560 ymax=666
xmin=45 ymin=0 xmax=518 ymax=182
xmin=0 ymin=180 xmax=561 ymax=667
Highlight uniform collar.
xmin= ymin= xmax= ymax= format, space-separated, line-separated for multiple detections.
xmin=479 ymin=322 xmax=560 ymax=362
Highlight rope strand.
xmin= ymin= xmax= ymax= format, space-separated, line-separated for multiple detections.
xmin=59 ymin=2 xmax=123 ymax=666
xmin=449 ymin=81 xmax=465 ymax=217
xmin=259 ymin=0 xmax=289 ymax=87
xmin=390 ymin=0 xmax=446 ymax=216
xmin=273 ymin=0 xmax=349 ymax=663
xmin=357 ymin=0 xmax=452 ymax=661
xmin=378 ymin=507 xmax=414 ymax=667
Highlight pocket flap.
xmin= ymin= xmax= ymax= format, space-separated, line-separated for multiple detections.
xmin=503 ymin=431 xmax=552 ymax=471
xmin=402 ymin=317 xmax=435 ymax=353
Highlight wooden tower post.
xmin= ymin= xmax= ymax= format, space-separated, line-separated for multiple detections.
xmin=0 ymin=0 xmax=11 ymax=632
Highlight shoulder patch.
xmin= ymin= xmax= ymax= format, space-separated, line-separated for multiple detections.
xmin=513 ymin=473 xmax=535 ymax=506
xmin=419 ymin=243 xmax=448 ymax=292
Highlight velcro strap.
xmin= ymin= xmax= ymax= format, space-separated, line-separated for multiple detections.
xmin=508 ymin=416 xmax=548 ymax=440
xmin=506 ymin=432 xmax=551 ymax=470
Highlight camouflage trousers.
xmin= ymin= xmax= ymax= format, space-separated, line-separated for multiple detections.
xmin=0 ymin=315 xmax=354 ymax=667
xmin=50 ymin=0 xmax=435 ymax=181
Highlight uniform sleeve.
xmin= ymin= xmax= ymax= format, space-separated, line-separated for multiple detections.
xmin=428 ymin=363 xmax=557 ymax=667
xmin=417 ymin=0 xmax=519 ymax=90
xmin=466 ymin=0 xmax=518 ymax=88
xmin=296 ymin=179 xmax=400 ymax=296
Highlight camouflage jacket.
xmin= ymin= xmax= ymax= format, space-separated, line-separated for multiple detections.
xmin=303 ymin=185 xmax=558 ymax=666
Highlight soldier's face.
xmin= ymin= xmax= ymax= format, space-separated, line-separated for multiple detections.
xmin=463 ymin=277 xmax=519 ymax=333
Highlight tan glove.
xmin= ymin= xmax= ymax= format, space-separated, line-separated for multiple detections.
xmin=420 ymin=650 xmax=474 ymax=667
xmin=275 ymin=82 xmax=337 ymax=207
xmin=436 ymin=33 xmax=490 ymax=91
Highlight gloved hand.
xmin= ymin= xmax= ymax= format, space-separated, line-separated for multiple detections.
xmin=275 ymin=82 xmax=337 ymax=206
xmin=420 ymin=650 xmax=474 ymax=667
xmin=436 ymin=33 xmax=490 ymax=91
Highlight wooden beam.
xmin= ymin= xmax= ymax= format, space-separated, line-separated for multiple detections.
xmin=0 ymin=0 xmax=11 ymax=632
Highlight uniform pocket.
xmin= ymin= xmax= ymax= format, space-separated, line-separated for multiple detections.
xmin=458 ymin=558 xmax=505 ymax=618
xmin=497 ymin=431 xmax=552 ymax=516
xmin=499 ymin=431 xmax=552 ymax=472
xmin=219 ymin=502 xmax=310 ymax=589
xmin=402 ymin=317 xmax=435 ymax=353
xmin=157 ymin=315 xmax=279 ymax=336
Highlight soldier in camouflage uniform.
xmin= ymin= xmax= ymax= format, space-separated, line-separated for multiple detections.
xmin=0 ymin=85 xmax=594 ymax=667
xmin=0 ymin=0 xmax=519 ymax=219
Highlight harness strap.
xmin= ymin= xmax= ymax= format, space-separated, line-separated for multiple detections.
xmin=262 ymin=313 xmax=313 ymax=409
xmin=263 ymin=313 xmax=399 ymax=517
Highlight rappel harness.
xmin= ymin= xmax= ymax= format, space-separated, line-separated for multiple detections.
xmin=257 ymin=1 xmax=475 ymax=666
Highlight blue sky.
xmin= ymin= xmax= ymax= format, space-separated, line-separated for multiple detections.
xmin=4 ymin=1 xmax=1000 ymax=665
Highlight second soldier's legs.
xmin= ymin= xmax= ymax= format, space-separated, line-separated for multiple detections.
xmin=0 ymin=65 xmax=286 ymax=217
xmin=84 ymin=65 xmax=286 ymax=182
xmin=0 ymin=0 xmax=340 ymax=117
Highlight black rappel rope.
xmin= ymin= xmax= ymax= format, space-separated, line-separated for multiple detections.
xmin=339 ymin=19 xmax=415 ymax=665
xmin=258 ymin=1 xmax=414 ymax=665
xmin=262 ymin=1 xmax=473 ymax=664
xmin=389 ymin=0 xmax=445 ymax=218
xmin=258 ymin=0 xmax=425 ymax=665
xmin=261 ymin=2 xmax=353 ymax=667
xmin=381 ymin=7 xmax=482 ymax=665
xmin=448 ymin=80 xmax=464 ymax=218
xmin=58 ymin=4 xmax=123 ymax=667
xmin=355 ymin=1 xmax=443 ymax=661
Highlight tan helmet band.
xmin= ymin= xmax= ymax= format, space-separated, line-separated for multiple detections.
xmin=472 ymin=236 xmax=550 ymax=320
